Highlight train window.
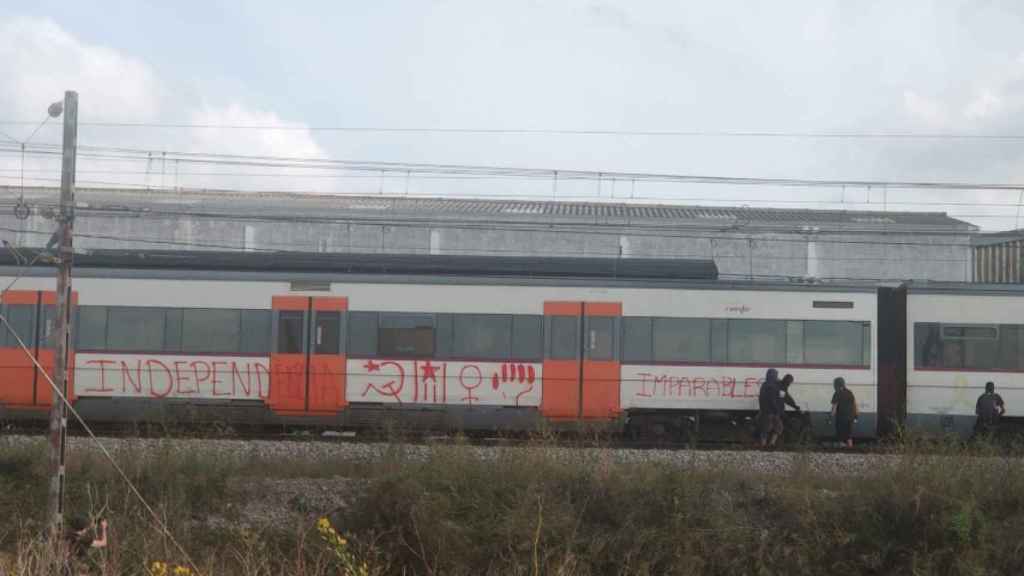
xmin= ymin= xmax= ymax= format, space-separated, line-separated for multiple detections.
xmin=916 ymin=322 xmax=1002 ymax=370
xmin=107 ymin=307 xmax=166 ymax=352
xmin=277 ymin=311 xmax=305 ymax=354
xmin=996 ymin=326 xmax=1024 ymax=371
xmin=710 ymin=319 xmax=728 ymax=363
xmin=182 ymin=309 xmax=241 ymax=353
xmin=453 ymin=315 xmax=511 ymax=360
xmin=241 ymin=310 xmax=272 ymax=354
xmin=548 ymin=316 xmax=578 ymax=360
xmin=1 ymin=305 xmax=35 ymax=348
xmin=941 ymin=325 xmax=998 ymax=340
xmin=862 ymin=324 xmax=872 ymax=367
xmin=378 ymin=313 xmax=434 ymax=357
xmin=314 ymin=311 xmax=341 ymax=355
xmin=512 ymin=315 xmax=543 ymax=361
xmin=434 ymin=314 xmax=453 ymax=358
xmin=163 ymin=309 xmax=183 ymax=352
xmin=803 ymin=321 xmax=865 ymax=366
xmin=586 ymin=316 xmax=616 ymax=361
xmin=785 ymin=321 xmax=804 ymax=364
xmin=727 ymin=319 xmax=786 ymax=364
xmin=38 ymin=305 xmax=56 ymax=349
xmin=347 ymin=312 xmax=378 ymax=357
xmin=76 ymin=306 xmax=107 ymax=351
xmin=652 ymin=318 xmax=710 ymax=362
xmin=621 ymin=317 xmax=652 ymax=363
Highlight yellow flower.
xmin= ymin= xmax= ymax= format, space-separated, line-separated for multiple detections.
xmin=173 ymin=566 xmax=193 ymax=576
xmin=149 ymin=561 xmax=169 ymax=576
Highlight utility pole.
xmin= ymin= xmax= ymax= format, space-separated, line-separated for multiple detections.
xmin=47 ymin=90 xmax=77 ymax=541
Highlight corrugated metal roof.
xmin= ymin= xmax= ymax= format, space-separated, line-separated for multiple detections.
xmin=1 ymin=186 xmax=977 ymax=230
xmin=972 ymin=229 xmax=1024 ymax=246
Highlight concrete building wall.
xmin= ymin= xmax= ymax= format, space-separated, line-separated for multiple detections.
xmin=0 ymin=187 xmax=976 ymax=283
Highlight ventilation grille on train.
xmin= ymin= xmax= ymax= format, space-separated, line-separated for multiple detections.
xmin=290 ymin=280 xmax=332 ymax=292
xmin=812 ymin=300 xmax=854 ymax=309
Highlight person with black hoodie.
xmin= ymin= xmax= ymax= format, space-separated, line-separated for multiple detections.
xmin=758 ymin=368 xmax=784 ymax=448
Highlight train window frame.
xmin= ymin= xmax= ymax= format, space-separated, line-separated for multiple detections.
xmin=378 ymin=312 xmax=435 ymax=358
xmin=547 ymin=315 xmax=579 ymax=360
xmin=240 ymin=310 xmax=272 ymax=355
xmin=726 ymin=319 xmax=787 ymax=364
xmin=276 ymin=310 xmax=306 ymax=354
xmin=106 ymin=306 xmax=167 ymax=353
xmin=511 ymin=315 xmax=544 ymax=362
xmin=163 ymin=308 xmax=183 ymax=353
xmin=940 ymin=325 xmax=999 ymax=341
xmin=75 ymin=305 xmax=108 ymax=351
xmin=1 ymin=304 xmax=36 ymax=349
xmin=451 ymin=314 xmax=512 ymax=360
xmin=313 ymin=310 xmax=342 ymax=355
xmin=802 ymin=320 xmax=867 ymax=367
xmin=621 ymin=316 xmax=653 ymax=364
xmin=585 ymin=316 xmax=617 ymax=361
xmin=181 ymin=308 xmax=243 ymax=354
xmin=347 ymin=311 xmax=378 ymax=357
xmin=651 ymin=317 xmax=710 ymax=363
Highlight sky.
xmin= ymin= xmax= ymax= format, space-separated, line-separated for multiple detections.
xmin=1 ymin=1 xmax=1024 ymax=229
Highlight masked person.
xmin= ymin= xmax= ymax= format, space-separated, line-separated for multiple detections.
xmin=758 ymin=369 xmax=783 ymax=448
xmin=831 ymin=377 xmax=858 ymax=448
xmin=974 ymin=381 xmax=1006 ymax=437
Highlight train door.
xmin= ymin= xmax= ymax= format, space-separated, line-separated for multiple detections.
xmin=541 ymin=301 xmax=621 ymax=421
xmin=0 ymin=290 xmax=76 ymax=410
xmin=268 ymin=295 xmax=348 ymax=416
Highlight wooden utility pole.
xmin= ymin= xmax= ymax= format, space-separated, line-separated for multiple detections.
xmin=47 ymin=90 xmax=77 ymax=539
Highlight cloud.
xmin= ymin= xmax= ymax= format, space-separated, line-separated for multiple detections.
xmin=963 ymin=89 xmax=1002 ymax=120
xmin=0 ymin=16 xmax=328 ymax=194
xmin=0 ymin=16 xmax=159 ymax=122
xmin=902 ymin=90 xmax=949 ymax=128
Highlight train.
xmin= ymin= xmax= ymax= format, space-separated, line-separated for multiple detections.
xmin=0 ymin=250 xmax=1020 ymax=442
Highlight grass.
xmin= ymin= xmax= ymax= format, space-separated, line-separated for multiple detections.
xmin=0 ymin=436 xmax=1023 ymax=575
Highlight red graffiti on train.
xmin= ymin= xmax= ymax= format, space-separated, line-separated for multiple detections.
xmin=357 ymin=359 xmax=538 ymax=406
xmin=633 ymin=372 xmax=760 ymax=400
xmin=78 ymin=356 xmax=270 ymax=399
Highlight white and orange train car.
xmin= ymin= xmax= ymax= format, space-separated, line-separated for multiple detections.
xmin=0 ymin=251 xmax=1016 ymax=440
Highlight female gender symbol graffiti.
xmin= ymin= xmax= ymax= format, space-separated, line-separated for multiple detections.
xmin=458 ymin=364 xmax=483 ymax=406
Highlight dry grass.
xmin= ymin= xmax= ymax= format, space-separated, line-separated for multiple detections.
xmin=1 ymin=436 xmax=1023 ymax=575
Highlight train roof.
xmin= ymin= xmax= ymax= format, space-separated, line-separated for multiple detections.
xmin=1 ymin=249 xmax=719 ymax=281
xmin=0 ymin=249 xmax=883 ymax=292
xmin=904 ymin=281 xmax=1024 ymax=296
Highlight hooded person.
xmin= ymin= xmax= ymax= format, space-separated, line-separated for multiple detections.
xmin=830 ymin=377 xmax=858 ymax=448
xmin=974 ymin=381 xmax=1006 ymax=436
xmin=758 ymin=368 xmax=784 ymax=448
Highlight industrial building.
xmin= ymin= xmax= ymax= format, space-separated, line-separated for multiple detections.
xmin=973 ymin=230 xmax=1024 ymax=283
xmin=0 ymin=185 xmax=978 ymax=283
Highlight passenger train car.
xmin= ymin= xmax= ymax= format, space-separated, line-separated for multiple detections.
xmin=0 ymin=251 xmax=1017 ymax=441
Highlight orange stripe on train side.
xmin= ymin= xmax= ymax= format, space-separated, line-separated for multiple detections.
xmin=312 ymin=297 xmax=348 ymax=311
xmin=543 ymin=301 xmax=582 ymax=316
xmin=1 ymin=291 xmax=37 ymax=305
xmin=583 ymin=302 xmax=622 ymax=316
xmin=272 ymin=296 xmax=309 ymax=310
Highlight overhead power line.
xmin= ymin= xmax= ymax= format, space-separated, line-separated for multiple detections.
xmin=3 ymin=142 xmax=1024 ymax=193
xmin=5 ymin=121 xmax=1024 ymax=141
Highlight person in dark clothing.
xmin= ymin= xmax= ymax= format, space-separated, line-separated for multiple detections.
xmin=831 ymin=377 xmax=858 ymax=448
xmin=778 ymin=374 xmax=801 ymax=414
xmin=758 ymin=368 xmax=784 ymax=448
xmin=974 ymin=381 xmax=1006 ymax=437
xmin=63 ymin=515 xmax=107 ymax=575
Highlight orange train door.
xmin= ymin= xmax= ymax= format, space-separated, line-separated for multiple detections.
xmin=540 ymin=301 xmax=621 ymax=421
xmin=0 ymin=290 xmax=77 ymax=411
xmin=267 ymin=295 xmax=347 ymax=416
